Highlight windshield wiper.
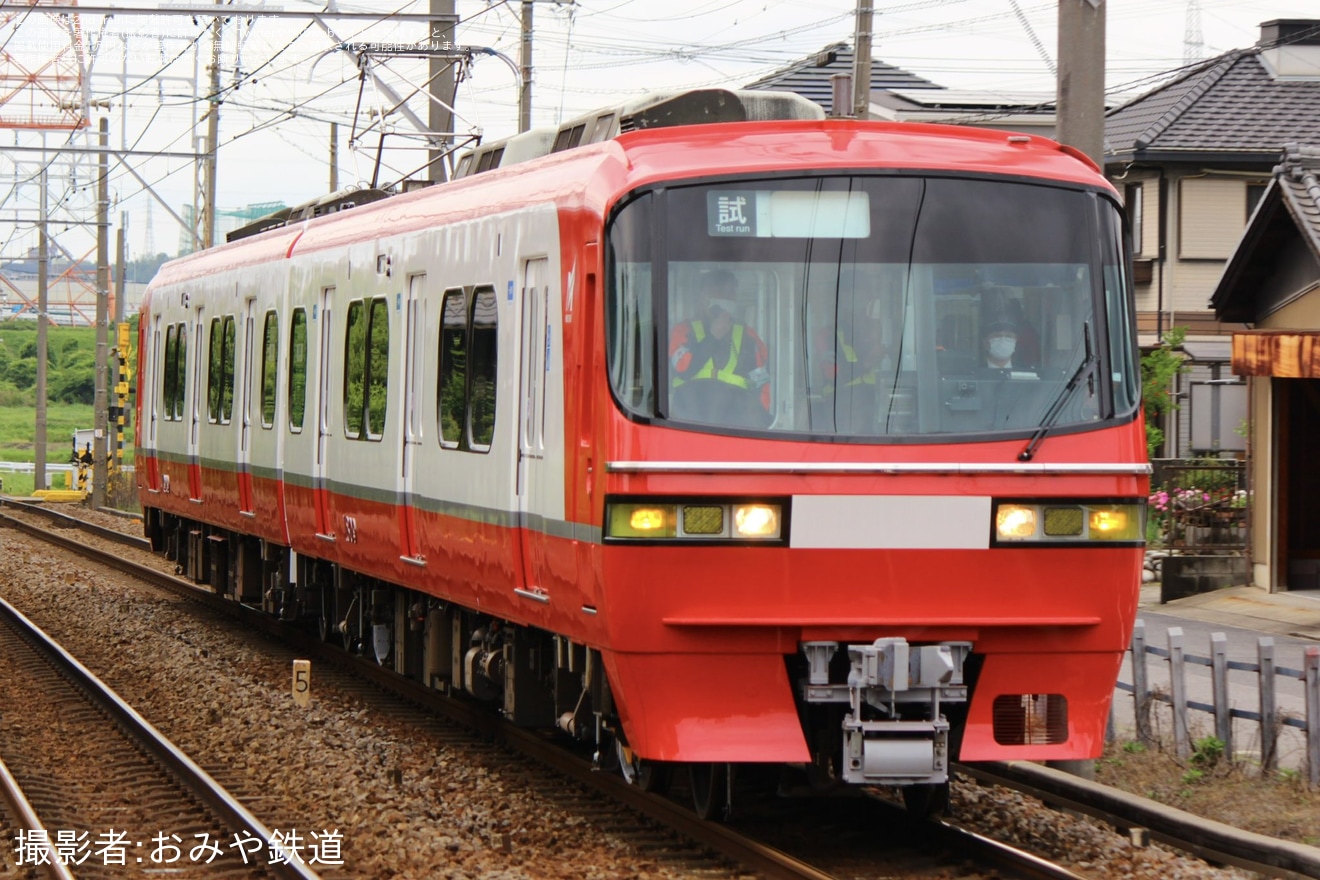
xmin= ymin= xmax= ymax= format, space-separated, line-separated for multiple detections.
xmin=1018 ymin=321 xmax=1096 ymax=462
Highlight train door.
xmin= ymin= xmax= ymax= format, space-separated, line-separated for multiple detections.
xmin=237 ymin=297 xmax=256 ymax=515
xmin=516 ymin=257 xmax=550 ymax=599
xmin=314 ymin=289 xmax=335 ymax=539
xmin=145 ymin=314 xmax=162 ymax=491
xmin=399 ymin=273 xmax=426 ymax=564
xmin=188 ymin=306 xmax=205 ymax=501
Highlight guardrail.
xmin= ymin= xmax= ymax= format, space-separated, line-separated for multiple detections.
xmin=1115 ymin=620 xmax=1320 ymax=786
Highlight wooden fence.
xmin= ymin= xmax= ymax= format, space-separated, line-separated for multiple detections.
xmin=1113 ymin=620 xmax=1320 ymax=786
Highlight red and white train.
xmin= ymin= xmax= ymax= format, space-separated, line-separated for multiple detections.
xmin=136 ymin=89 xmax=1148 ymax=817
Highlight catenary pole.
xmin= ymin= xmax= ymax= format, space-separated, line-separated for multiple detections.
xmin=329 ymin=122 xmax=339 ymax=192
xmin=519 ymin=1 xmax=533 ymax=133
xmin=429 ymin=0 xmax=456 ymax=182
xmin=35 ymin=167 xmax=49 ymax=494
xmin=93 ymin=117 xmax=109 ymax=509
xmin=200 ymin=1 xmax=223 ymax=249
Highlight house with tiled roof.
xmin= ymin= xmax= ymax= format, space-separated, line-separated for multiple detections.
xmin=742 ymin=42 xmax=941 ymax=111
xmin=743 ymin=42 xmax=1056 ymax=134
xmin=1104 ymin=19 xmax=1320 ymax=458
xmin=1208 ymin=144 xmax=1320 ymax=593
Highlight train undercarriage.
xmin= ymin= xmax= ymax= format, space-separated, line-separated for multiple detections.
xmin=145 ymin=508 xmax=973 ymax=819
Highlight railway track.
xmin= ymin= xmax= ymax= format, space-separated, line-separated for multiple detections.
xmin=0 ymin=594 xmax=319 ymax=879
xmin=4 ymin=499 xmax=1302 ymax=879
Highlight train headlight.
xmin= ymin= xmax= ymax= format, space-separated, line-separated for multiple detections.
xmin=992 ymin=500 xmax=1145 ymax=546
xmin=733 ymin=503 xmax=780 ymax=539
xmin=995 ymin=504 xmax=1037 ymax=540
xmin=605 ymin=497 xmax=787 ymax=544
xmin=608 ymin=503 xmax=678 ymax=538
xmin=1087 ymin=506 xmax=1142 ymax=541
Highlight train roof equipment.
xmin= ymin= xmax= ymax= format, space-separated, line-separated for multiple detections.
xmin=453 ymin=88 xmax=826 ymax=179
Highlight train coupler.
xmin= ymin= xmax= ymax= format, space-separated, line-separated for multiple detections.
xmin=841 ymin=717 xmax=949 ymax=785
xmin=800 ymin=637 xmax=971 ymax=785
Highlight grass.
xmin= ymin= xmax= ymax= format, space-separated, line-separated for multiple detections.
xmin=1095 ymin=736 xmax=1319 ymax=845
xmin=0 ymin=402 xmax=134 ymax=498
xmin=0 ymin=402 xmax=99 ymax=461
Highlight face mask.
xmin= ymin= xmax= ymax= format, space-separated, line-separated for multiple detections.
xmin=707 ymin=299 xmax=736 ymax=318
xmin=988 ymin=336 xmax=1016 ymax=362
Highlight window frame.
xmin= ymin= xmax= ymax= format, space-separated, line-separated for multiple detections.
xmin=288 ymin=307 xmax=307 ymax=433
xmin=206 ymin=315 xmax=237 ymax=425
xmin=342 ymin=296 xmax=390 ymax=442
xmin=260 ymin=310 xmax=278 ymax=429
xmin=436 ymin=284 xmax=499 ymax=453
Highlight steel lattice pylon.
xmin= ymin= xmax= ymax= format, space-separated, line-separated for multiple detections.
xmin=0 ymin=0 xmax=88 ymax=130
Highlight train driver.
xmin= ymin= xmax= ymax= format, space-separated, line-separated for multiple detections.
xmin=981 ymin=313 xmax=1035 ymax=372
xmin=668 ymin=269 xmax=771 ymax=425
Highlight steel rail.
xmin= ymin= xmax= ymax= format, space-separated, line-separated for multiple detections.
xmin=0 ymin=594 xmax=321 ymax=880
xmin=0 ymin=755 xmax=76 ymax=880
xmin=0 ymin=498 xmax=150 ymax=551
xmin=958 ymin=762 xmax=1320 ymax=880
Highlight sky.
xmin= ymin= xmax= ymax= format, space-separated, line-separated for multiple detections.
xmin=3 ymin=0 xmax=1319 ymax=265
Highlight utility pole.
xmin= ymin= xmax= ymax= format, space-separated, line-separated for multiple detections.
xmin=93 ymin=116 xmax=109 ymax=509
xmin=1056 ymin=0 xmax=1106 ymax=167
xmin=115 ymin=213 xmax=126 ymax=324
xmin=519 ymin=1 xmax=534 ymax=133
xmin=329 ymin=121 xmax=338 ymax=192
xmin=199 ymin=1 xmax=223 ymax=248
xmin=852 ymin=0 xmax=874 ymax=119
xmin=429 ymin=0 xmax=456 ymax=182
xmin=35 ymin=167 xmax=48 ymax=494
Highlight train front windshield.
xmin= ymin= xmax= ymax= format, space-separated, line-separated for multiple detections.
xmin=606 ymin=174 xmax=1139 ymax=440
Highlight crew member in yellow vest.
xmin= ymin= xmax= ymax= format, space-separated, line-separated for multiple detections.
xmin=669 ymin=269 xmax=771 ymax=424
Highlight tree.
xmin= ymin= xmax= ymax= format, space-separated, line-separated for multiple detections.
xmin=1140 ymin=326 xmax=1189 ymax=459
xmin=6 ymin=356 xmax=37 ymax=390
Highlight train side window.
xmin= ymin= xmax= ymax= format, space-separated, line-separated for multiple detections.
xmin=288 ymin=307 xmax=307 ymax=432
xmin=205 ymin=317 xmax=228 ymax=423
xmin=469 ymin=286 xmax=498 ymax=451
xmin=343 ymin=297 xmax=389 ymax=441
xmin=206 ymin=315 xmax=236 ymax=425
xmin=162 ymin=325 xmax=178 ymax=422
xmin=221 ymin=316 xmax=235 ymax=423
xmin=344 ymin=299 xmax=366 ymax=439
xmin=174 ymin=323 xmax=187 ymax=421
xmin=207 ymin=318 xmax=221 ymax=423
xmin=438 ymin=288 xmax=467 ymax=448
xmin=366 ymin=297 xmax=390 ymax=439
xmin=260 ymin=310 xmax=278 ymax=429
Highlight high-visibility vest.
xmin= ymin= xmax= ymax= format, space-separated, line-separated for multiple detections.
xmin=822 ymin=331 xmax=858 ymax=394
xmin=673 ymin=320 xmax=750 ymax=389
xmin=838 ymin=331 xmax=857 ymax=365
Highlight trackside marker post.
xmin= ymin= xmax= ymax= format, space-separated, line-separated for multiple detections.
xmin=293 ymin=660 xmax=312 ymax=708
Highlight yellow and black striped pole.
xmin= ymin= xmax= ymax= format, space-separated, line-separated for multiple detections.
xmin=111 ymin=322 xmax=132 ymax=476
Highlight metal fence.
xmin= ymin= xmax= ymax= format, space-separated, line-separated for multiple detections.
xmin=1150 ymin=460 xmax=1248 ymax=553
xmin=1114 ymin=620 xmax=1320 ymax=786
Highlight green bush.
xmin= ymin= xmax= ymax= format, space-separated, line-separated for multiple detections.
xmin=1141 ymin=327 xmax=1189 ymax=459
xmin=6 ymin=357 xmax=38 ymax=390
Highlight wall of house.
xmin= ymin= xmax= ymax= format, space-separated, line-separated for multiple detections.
xmin=1170 ymin=174 xmax=1262 ymax=315
xmin=1247 ymin=290 xmax=1320 ymax=589
xmin=1268 ymin=290 xmax=1320 ymax=326
xmin=1123 ymin=172 xmax=1271 ymax=324
xmin=1248 ymin=374 xmax=1272 ymax=588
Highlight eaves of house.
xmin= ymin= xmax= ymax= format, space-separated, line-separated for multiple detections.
xmin=1211 ymin=144 xmax=1320 ymax=322
xmin=1105 ymin=39 xmax=1320 ymax=171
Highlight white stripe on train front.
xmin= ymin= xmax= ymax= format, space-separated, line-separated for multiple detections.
xmin=790 ymin=495 xmax=991 ymax=549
